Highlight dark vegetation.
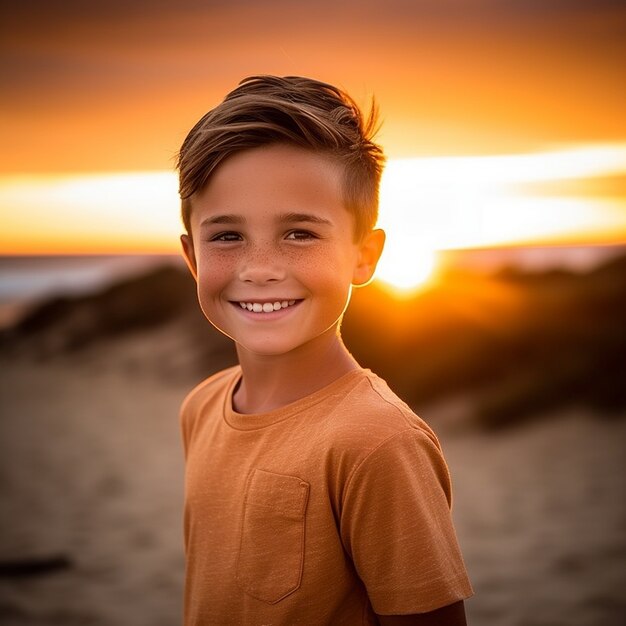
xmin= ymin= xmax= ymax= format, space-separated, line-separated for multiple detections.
xmin=2 ymin=252 xmax=625 ymax=430
xmin=345 ymin=253 xmax=626 ymax=428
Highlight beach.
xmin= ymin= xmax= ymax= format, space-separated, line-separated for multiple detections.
xmin=1 ymin=352 xmax=624 ymax=625
xmin=441 ymin=402 xmax=626 ymax=625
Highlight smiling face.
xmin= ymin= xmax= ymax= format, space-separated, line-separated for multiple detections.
xmin=181 ymin=143 xmax=383 ymax=359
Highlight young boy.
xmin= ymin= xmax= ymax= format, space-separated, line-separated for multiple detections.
xmin=177 ymin=75 xmax=472 ymax=625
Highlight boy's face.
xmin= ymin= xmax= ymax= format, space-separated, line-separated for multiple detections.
xmin=181 ymin=143 xmax=383 ymax=358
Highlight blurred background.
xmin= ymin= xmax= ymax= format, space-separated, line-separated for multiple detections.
xmin=1 ymin=1 xmax=625 ymax=624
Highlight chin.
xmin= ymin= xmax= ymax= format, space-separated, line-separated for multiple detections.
xmin=236 ymin=341 xmax=299 ymax=358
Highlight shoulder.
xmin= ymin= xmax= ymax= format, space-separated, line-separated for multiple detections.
xmin=316 ymin=371 xmax=450 ymax=495
xmin=181 ymin=365 xmax=240 ymax=416
xmin=326 ymin=370 xmax=442 ymax=453
xmin=180 ymin=366 xmax=240 ymax=448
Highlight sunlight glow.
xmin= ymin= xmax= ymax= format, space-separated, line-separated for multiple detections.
xmin=375 ymin=243 xmax=437 ymax=295
xmin=0 ymin=172 xmax=180 ymax=254
xmin=1 ymin=145 xmax=625 ymax=291
xmin=375 ymin=143 xmax=626 ymax=290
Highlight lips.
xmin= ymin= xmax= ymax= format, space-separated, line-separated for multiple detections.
xmin=237 ymin=300 xmax=297 ymax=313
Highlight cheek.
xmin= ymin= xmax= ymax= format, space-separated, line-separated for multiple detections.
xmin=287 ymin=248 xmax=354 ymax=301
xmin=285 ymin=244 xmax=355 ymax=277
xmin=195 ymin=251 xmax=238 ymax=294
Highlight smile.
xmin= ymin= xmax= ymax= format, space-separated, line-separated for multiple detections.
xmin=237 ymin=300 xmax=298 ymax=313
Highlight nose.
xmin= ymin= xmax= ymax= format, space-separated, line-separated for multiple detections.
xmin=237 ymin=242 xmax=287 ymax=284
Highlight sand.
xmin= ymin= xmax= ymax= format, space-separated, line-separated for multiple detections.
xmin=1 ymin=354 xmax=624 ymax=625
xmin=0 ymin=357 xmax=187 ymax=626
xmin=436 ymin=402 xmax=626 ymax=625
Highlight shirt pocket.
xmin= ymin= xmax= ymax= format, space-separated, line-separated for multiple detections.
xmin=236 ymin=469 xmax=310 ymax=604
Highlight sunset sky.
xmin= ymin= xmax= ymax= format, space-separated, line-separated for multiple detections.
xmin=1 ymin=0 xmax=625 ymax=285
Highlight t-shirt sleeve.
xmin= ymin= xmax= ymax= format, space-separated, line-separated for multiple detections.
xmin=179 ymin=386 xmax=197 ymax=459
xmin=179 ymin=368 xmax=234 ymax=459
xmin=179 ymin=377 xmax=212 ymax=459
xmin=339 ymin=428 xmax=473 ymax=615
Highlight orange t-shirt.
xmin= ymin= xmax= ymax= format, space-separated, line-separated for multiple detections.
xmin=181 ymin=366 xmax=472 ymax=625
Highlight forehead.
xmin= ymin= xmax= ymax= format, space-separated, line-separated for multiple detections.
xmin=189 ymin=144 xmax=351 ymax=227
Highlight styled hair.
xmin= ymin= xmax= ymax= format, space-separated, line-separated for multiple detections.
xmin=176 ymin=75 xmax=385 ymax=240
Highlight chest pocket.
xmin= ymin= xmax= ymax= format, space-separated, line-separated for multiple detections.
xmin=236 ymin=469 xmax=310 ymax=604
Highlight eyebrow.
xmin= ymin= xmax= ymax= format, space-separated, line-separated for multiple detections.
xmin=278 ymin=212 xmax=334 ymax=227
xmin=199 ymin=214 xmax=246 ymax=227
xmin=199 ymin=212 xmax=334 ymax=228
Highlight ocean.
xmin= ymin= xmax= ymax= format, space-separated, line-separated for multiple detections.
xmin=0 ymin=254 xmax=184 ymax=327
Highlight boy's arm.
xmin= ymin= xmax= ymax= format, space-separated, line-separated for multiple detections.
xmin=377 ymin=600 xmax=467 ymax=626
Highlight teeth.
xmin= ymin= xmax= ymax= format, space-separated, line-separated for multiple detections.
xmin=238 ymin=300 xmax=298 ymax=313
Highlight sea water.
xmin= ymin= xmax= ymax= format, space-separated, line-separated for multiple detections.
xmin=0 ymin=254 xmax=182 ymax=327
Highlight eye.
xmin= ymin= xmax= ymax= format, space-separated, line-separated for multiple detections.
xmin=285 ymin=230 xmax=317 ymax=241
xmin=210 ymin=231 xmax=242 ymax=242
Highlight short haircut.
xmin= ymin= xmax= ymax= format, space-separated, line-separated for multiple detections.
xmin=176 ymin=75 xmax=385 ymax=240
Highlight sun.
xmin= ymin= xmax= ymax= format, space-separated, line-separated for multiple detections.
xmin=373 ymin=145 xmax=626 ymax=292
xmin=375 ymin=240 xmax=437 ymax=293
xmin=374 ymin=160 xmax=442 ymax=292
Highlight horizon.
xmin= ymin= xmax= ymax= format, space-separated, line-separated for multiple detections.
xmin=1 ymin=243 xmax=623 ymax=306
xmin=2 ymin=147 xmax=625 ymax=291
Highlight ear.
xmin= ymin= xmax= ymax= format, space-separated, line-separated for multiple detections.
xmin=352 ymin=228 xmax=385 ymax=287
xmin=180 ymin=233 xmax=198 ymax=281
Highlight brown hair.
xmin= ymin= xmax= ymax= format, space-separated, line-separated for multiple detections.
xmin=176 ymin=75 xmax=385 ymax=240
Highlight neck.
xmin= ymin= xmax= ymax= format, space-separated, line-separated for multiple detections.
xmin=233 ymin=329 xmax=360 ymax=414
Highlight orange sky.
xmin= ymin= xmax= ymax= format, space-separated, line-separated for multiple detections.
xmin=0 ymin=0 xmax=625 ymax=264
xmin=1 ymin=0 xmax=625 ymax=173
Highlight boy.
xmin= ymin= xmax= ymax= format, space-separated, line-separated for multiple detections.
xmin=177 ymin=75 xmax=472 ymax=625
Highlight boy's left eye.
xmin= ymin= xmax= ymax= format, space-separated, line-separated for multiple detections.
xmin=285 ymin=230 xmax=317 ymax=241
